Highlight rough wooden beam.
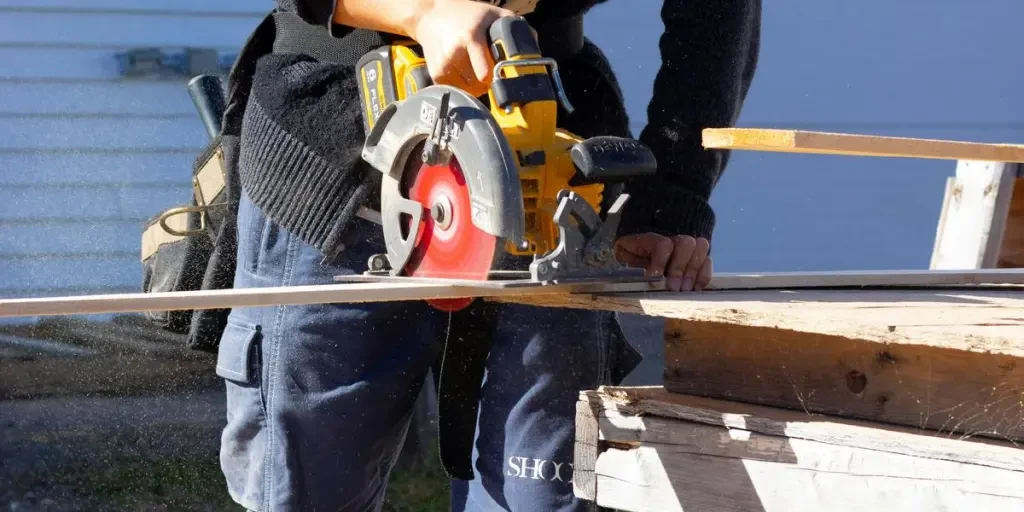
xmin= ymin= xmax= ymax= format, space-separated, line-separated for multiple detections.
xmin=931 ymin=163 xmax=1019 ymax=269
xmin=503 ymin=287 xmax=1024 ymax=353
xmin=576 ymin=387 xmax=1024 ymax=512
xmin=702 ymin=128 xmax=1024 ymax=162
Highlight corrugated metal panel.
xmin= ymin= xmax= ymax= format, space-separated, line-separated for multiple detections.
xmin=0 ymin=153 xmax=197 ymax=185
xmin=0 ymin=118 xmax=206 ymax=150
xmin=0 ymin=83 xmax=199 ymax=114
xmin=0 ymin=0 xmax=268 ymax=15
xmin=0 ymin=219 xmax=141 ymax=257
xmin=0 ymin=12 xmax=259 ymax=47
xmin=0 ymin=1 xmax=269 ymax=313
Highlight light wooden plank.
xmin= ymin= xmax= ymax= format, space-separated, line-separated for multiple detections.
xmin=0 ymin=117 xmax=204 ymax=150
xmin=0 ymin=279 xmax=663 ymax=319
xmin=930 ymin=162 xmax=1019 ymax=269
xmin=577 ymin=387 xmax=1024 ymax=512
xmin=998 ymin=178 xmax=1024 ymax=268
xmin=0 ymin=271 xmax=1019 ymax=340
xmin=702 ymin=128 xmax=1024 ymax=163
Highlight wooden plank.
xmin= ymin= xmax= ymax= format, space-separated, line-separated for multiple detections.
xmin=661 ymin=312 xmax=1024 ymax=443
xmin=998 ymin=178 xmax=1024 ymax=268
xmin=930 ymin=162 xmax=1019 ymax=269
xmin=576 ymin=387 xmax=1024 ymax=512
xmin=0 ymin=269 xmax=1021 ymax=320
xmin=702 ymin=128 xmax=1024 ymax=163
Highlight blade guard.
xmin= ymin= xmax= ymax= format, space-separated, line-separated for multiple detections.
xmin=361 ymin=85 xmax=526 ymax=273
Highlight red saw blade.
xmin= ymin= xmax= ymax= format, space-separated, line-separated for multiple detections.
xmin=401 ymin=153 xmax=503 ymax=312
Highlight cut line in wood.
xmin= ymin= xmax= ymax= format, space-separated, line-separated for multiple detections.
xmin=703 ymin=128 xmax=1024 ymax=162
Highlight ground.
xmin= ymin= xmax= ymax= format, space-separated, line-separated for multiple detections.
xmin=0 ymin=316 xmax=452 ymax=512
xmin=1 ymin=313 xmax=661 ymax=511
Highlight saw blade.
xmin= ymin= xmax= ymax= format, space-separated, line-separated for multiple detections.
xmin=398 ymin=149 xmax=504 ymax=311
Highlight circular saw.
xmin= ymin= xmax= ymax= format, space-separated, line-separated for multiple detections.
xmin=350 ymin=16 xmax=660 ymax=311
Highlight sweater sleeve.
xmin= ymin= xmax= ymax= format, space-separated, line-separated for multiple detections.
xmin=616 ymin=0 xmax=761 ymax=243
xmin=288 ymin=0 xmax=354 ymax=37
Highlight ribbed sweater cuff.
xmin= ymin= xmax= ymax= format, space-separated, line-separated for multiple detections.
xmin=238 ymin=98 xmax=368 ymax=259
xmin=616 ymin=178 xmax=717 ymax=245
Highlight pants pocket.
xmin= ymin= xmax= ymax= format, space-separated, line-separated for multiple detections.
xmin=216 ymin=319 xmax=263 ymax=386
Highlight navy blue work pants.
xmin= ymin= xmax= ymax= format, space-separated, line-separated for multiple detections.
xmin=216 ymin=191 xmax=639 ymax=511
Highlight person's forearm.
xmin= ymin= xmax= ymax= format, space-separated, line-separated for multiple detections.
xmin=332 ymin=0 xmax=440 ymax=36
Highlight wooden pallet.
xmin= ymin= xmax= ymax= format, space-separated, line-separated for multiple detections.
xmin=575 ymin=387 xmax=1024 ymax=512
xmin=566 ymin=128 xmax=1024 ymax=510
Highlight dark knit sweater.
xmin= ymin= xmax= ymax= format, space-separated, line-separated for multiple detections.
xmin=240 ymin=0 xmax=761 ymax=262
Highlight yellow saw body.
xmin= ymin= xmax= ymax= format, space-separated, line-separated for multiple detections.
xmin=353 ymin=16 xmax=657 ymax=309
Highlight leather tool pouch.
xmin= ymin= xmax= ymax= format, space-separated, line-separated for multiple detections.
xmin=140 ymin=139 xmax=227 ymax=335
xmin=139 ymin=12 xmax=276 ymax=352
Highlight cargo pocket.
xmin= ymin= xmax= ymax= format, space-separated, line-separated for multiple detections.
xmin=215 ymin=320 xmax=263 ymax=385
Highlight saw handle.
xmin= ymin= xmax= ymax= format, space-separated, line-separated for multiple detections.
xmin=487 ymin=16 xmax=542 ymax=61
xmin=485 ymin=16 xmax=574 ymax=113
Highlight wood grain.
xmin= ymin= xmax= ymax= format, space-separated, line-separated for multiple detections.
xmin=662 ymin=317 xmax=1024 ymax=442
xmin=576 ymin=387 xmax=1024 ymax=512
xmin=503 ymin=287 xmax=1024 ymax=355
xmin=702 ymin=128 xmax=1024 ymax=163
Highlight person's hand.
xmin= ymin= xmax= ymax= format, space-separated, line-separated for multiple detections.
xmin=409 ymin=0 xmax=516 ymax=98
xmin=615 ymin=233 xmax=712 ymax=292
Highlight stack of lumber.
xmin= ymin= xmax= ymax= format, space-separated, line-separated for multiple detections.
xmin=564 ymin=128 xmax=1024 ymax=511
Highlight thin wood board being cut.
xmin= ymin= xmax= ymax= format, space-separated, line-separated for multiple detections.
xmin=0 ymin=268 xmax=1020 ymax=319
xmin=575 ymin=387 xmax=1024 ymax=512
xmin=702 ymin=128 xmax=1024 ymax=163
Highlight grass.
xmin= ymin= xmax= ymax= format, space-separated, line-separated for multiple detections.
xmin=60 ymin=449 xmax=451 ymax=511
